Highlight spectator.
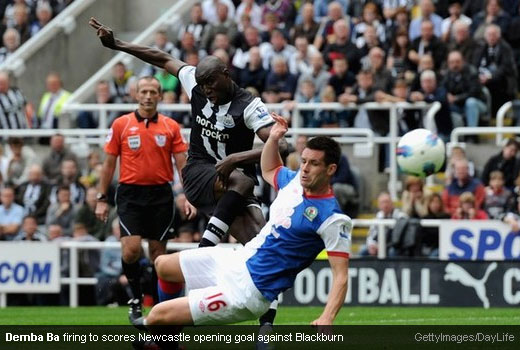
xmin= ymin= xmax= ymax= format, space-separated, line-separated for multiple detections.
xmin=260 ymin=12 xmax=284 ymax=43
xmin=177 ymin=2 xmax=208 ymax=46
xmin=408 ymin=20 xmax=447 ymax=71
xmin=360 ymin=191 xmax=404 ymax=257
xmin=201 ymin=0 xmax=235 ymax=25
xmin=95 ymin=218 xmax=131 ymax=306
xmin=74 ymin=187 xmax=106 ymax=241
xmin=201 ymin=2 xmax=238 ymax=53
xmin=385 ymin=6 xmax=411 ymax=41
xmin=0 ymin=28 xmax=21 ymax=64
xmin=441 ymin=0 xmax=472 ymax=42
xmin=291 ymin=2 xmax=320 ymax=44
xmin=484 ymin=170 xmax=514 ymax=219
xmin=108 ymin=62 xmax=135 ymax=103
xmin=259 ymin=29 xmax=297 ymax=71
xmin=286 ymin=134 xmax=308 ymax=171
xmin=30 ymin=1 xmax=53 ymax=37
xmin=409 ymin=70 xmax=453 ymax=140
xmin=443 ymin=159 xmax=486 ymax=215
xmin=232 ymin=26 xmax=262 ymax=70
xmin=49 ymin=159 xmax=86 ymax=206
xmin=409 ymin=0 xmax=443 ymax=41
xmin=14 ymin=215 xmax=47 ymax=241
xmin=313 ymin=0 xmax=350 ymax=50
xmin=72 ymin=223 xmax=100 ymax=305
xmin=15 ymin=164 xmax=50 ymax=224
xmin=288 ymin=35 xmax=319 ymax=76
xmin=314 ymin=0 xmax=349 ymax=21
xmin=36 ymin=72 xmax=71 ymax=129
xmin=264 ymin=56 xmax=298 ymax=101
xmin=367 ymin=47 xmax=394 ymax=93
xmin=0 ymin=186 xmax=24 ymax=240
xmin=331 ymin=153 xmax=359 ymax=217
xmin=356 ymin=25 xmax=383 ymax=60
xmin=154 ymin=69 xmax=179 ymax=93
xmin=76 ymin=81 xmax=117 ymax=128
xmin=140 ymin=31 xmax=177 ymax=77
xmin=339 ymin=70 xmax=383 ymax=134
xmin=327 ymin=56 xmax=356 ymax=97
xmin=401 ymin=176 xmax=428 ymax=218
xmin=236 ymin=46 xmax=267 ymax=95
xmin=0 ymin=71 xmax=29 ymax=129
xmin=503 ymin=195 xmax=520 ymax=231
xmin=452 ymin=191 xmax=489 ymax=219
xmin=471 ymin=0 xmax=510 ymax=41
xmin=442 ymin=50 xmax=487 ymax=129
xmin=383 ymin=1 xmax=414 ymax=23
xmin=313 ymin=85 xmax=339 ymax=127
xmin=177 ymin=31 xmax=207 ymax=63
xmin=261 ymin=0 xmax=295 ymax=30
xmin=445 ymin=145 xmax=476 ymax=184
xmin=4 ymin=137 xmax=36 ymax=187
xmin=293 ymin=79 xmax=320 ymax=127
xmin=481 ymin=138 xmax=520 ymax=189
xmin=386 ymin=29 xmax=413 ymax=79
xmin=297 ymin=52 xmax=331 ymax=97
xmin=45 ymin=185 xmax=76 ymax=236
xmin=235 ymin=0 xmax=262 ymax=31
xmin=472 ymin=24 xmax=517 ymax=116
xmin=12 ymin=3 xmax=31 ymax=44
xmin=447 ymin=20 xmax=479 ymax=67
xmin=41 ymin=134 xmax=77 ymax=183
xmin=352 ymin=2 xmax=386 ymax=48
xmin=322 ymin=19 xmax=361 ymax=73
xmin=420 ymin=192 xmax=450 ymax=257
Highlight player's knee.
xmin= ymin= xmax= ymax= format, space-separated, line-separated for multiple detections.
xmin=154 ymin=255 xmax=167 ymax=277
xmin=122 ymin=246 xmax=141 ymax=263
xmin=228 ymin=173 xmax=254 ymax=195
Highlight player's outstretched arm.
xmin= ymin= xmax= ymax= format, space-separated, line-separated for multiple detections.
xmin=312 ymin=255 xmax=348 ymax=325
xmin=89 ymin=17 xmax=186 ymax=77
xmin=261 ymin=113 xmax=288 ymax=188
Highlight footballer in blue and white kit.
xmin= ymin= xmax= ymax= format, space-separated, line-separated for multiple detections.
xmin=145 ymin=115 xmax=351 ymax=327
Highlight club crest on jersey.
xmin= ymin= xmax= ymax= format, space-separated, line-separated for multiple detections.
xmin=222 ymin=114 xmax=235 ymax=128
xmin=128 ymin=135 xmax=141 ymax=150
xmin=155 ymin=134 xmax=166 ymax=147
xmin=304 ymin=207 xmax=318 ymax=221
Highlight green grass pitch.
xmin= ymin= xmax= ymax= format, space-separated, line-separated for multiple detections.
xmin=1 ymin=306 xmax=519 ymax=325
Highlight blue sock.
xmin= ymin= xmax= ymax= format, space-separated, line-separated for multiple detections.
xmin=157 ymin=278 xmax=183 ymax=302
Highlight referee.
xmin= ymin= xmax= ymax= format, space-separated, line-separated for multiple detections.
xmin=95 ymin=76 xmax=196 ymax=323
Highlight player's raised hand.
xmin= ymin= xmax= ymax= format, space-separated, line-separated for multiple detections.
xmin=89 ymin=17 xmax=117 ymax=49
xmin=269 ymin=112 xmax=288 ymax=141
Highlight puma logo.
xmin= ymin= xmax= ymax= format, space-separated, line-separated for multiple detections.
xmin=444 ymin=262 xmax=497 ymax=309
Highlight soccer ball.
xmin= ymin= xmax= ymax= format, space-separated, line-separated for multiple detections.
xmin=396 ymin=128 xmax=445 ymax=177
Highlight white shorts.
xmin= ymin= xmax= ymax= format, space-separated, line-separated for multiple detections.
xmin=179 ymin=247 xmax=270 ymax=325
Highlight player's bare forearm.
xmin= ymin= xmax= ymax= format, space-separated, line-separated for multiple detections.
xmin=89 ymin=17 xmax=186 ymax=76
xmin=99 ymin=154 xmax=117 ymax=195
xmin=261 ymin=114 xmax=288 ymax=187
xmin=315 ymin=256 xmax=348 ymax=324
xmin=116 ymin=40 xmax=186 ymax=76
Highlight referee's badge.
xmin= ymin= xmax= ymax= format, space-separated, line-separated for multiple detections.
xmin=304 ymin=207 xmax=318 ymax=222
xmin=128 ymin=135 xmax=141 ymax=150
xmin=155 ymin=134 xmax=166 ymax=147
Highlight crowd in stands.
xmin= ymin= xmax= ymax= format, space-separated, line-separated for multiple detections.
xmin=4 ymin=0 xmax=520 ymax=304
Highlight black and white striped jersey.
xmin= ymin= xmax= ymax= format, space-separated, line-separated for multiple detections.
xmin=0 ymin=87 xmax=28 ymax=129
xmin=178 ymin=65 xmax=273 ymax=177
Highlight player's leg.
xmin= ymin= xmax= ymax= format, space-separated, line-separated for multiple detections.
xmin=227 ymin=202 xmax=265 ymax=244
xmin=199 ymin=170 xmax=255 ymax=247
xmin=147 ymin=186 xmax=181 ymax=304
xmin=120 ymin=235 xmax=144 ymax=319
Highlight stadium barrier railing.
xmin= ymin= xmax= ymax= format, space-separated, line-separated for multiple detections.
xmin=61 ymin=101 xmax=438 ymax=200
xmin=0 ymin=218 xmax=445 ymax=308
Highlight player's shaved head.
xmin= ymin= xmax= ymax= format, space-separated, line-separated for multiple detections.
xmin=195 ymin=56 xmax=229 ymax=85
xmin=195 ymin=56 xmax=233 ymax=105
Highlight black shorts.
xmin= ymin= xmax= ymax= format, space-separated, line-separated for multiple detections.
xmin=116 ymin=183 xmax=175 ymax=241
xmin=182 ymin=159 xmax=261 ymax=215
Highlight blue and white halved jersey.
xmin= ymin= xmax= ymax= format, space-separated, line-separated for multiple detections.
xmin=242 ymin=166 xmax=352 ymax=302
